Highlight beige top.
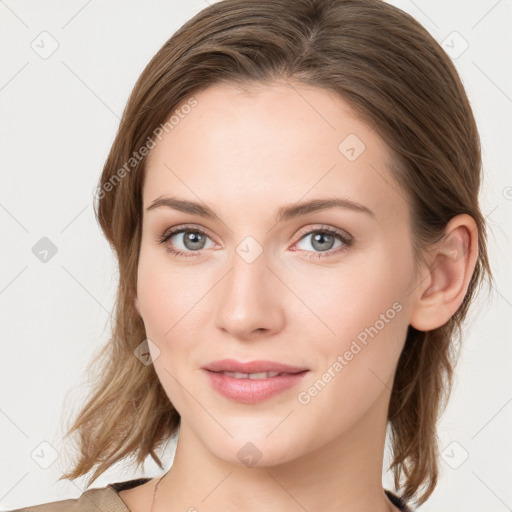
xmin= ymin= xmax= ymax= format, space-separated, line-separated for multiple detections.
xmin=9 ymin=478 xmax=414 ymax=511
xmin=8 ymin=478 xmax=151 ymax=512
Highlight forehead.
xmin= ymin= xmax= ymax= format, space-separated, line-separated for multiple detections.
xmin=142 ymin=81 xmax=406 ymax=222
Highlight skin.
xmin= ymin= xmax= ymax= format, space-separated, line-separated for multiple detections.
xmin=119 ymin=81 xmax=478 ymax=512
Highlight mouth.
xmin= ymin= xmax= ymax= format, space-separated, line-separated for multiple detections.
xmin=202 ymin=362 xmax=310 ymax=404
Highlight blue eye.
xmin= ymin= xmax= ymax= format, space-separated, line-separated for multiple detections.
xmin=157 ymin=225 xmax=215 ymax=257
xmin=157 ymin=224 xmax=352 ymax=259
xmin=293 ymin=226 xmax=352 ymax=259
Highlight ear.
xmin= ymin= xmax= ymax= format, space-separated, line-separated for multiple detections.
xmin=409 ymin=214 xmax=479 ymax=332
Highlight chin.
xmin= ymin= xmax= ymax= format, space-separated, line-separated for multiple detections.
xmin=202 ymin=429 xmax=303 ymax=469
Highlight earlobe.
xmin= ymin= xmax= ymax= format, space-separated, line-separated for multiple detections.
xmin=409 ymin=214 xmax=478 ymax=332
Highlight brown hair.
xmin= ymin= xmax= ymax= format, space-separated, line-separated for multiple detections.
xmin=60 ymin=0 xmax=494 ymax=507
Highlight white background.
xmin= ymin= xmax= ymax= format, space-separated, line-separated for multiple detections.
xmin=1 ymin=1 xmax=511 ymax=510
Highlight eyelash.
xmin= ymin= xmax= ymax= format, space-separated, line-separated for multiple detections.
xmin=156 ymin=224 xmax=353 ymax=260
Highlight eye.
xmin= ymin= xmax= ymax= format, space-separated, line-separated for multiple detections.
xmin=292 ymin=225 xmax=352 ymax=259
xmin=156 ymin=224 xmax=352 ymax=259
xmin=156 ymin=224 xmax=216 ymax=257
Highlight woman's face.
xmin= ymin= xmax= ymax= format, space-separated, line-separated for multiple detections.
xmin=136 ymin=81 xmax=422 ymax=466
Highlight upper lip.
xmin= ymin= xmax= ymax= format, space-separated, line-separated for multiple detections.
xmin=202 ymin=359 xmax=308 ymax=374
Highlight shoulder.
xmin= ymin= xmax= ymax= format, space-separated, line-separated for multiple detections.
xmin=8 ymin=478 xmax=152 ymax=512
xmin=8 ymin=486 xmax=122 ymax=512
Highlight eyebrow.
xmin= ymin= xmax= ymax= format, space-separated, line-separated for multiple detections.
xmin=146 ymin=196 xmax=375 ymax=222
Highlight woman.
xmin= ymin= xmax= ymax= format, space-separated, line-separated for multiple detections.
xmin=10 ymin=0 xmax=493 ymax=510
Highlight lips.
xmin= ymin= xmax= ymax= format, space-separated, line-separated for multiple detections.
xmin=204 ymin=368 xmax=309 ymax=404
xmin=201 ymin=358 xmax=308 ymax=374
xmin=201 ymin=359 xmax=310 ymax=403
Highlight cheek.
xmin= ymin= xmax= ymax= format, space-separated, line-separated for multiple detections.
xmin=137 ymin=243 xmax=187 ymax=327
xmin=291 ymin=246 xmax=412 ymax=390
xmin=287 ymin=253 xmax=408 ymax=343
xmin=136 ymin=253 xmax=205 ymax=412
xmin=136 ymin=261 xmax=170 ymax=336
xmin=333 ymin=256 xmax=412 ymax=387
xmin=294 ymin=276 xmax=408 ymax=433
xmin=136 ymin=248 xmax=218 ymax=353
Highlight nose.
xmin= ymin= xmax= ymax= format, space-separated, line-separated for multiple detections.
xmin=213 ymin=244 xmax=285 ymax=341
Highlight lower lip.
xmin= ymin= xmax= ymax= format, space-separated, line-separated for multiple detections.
xmin=203 ymin=370 xmax=309 ymax=404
